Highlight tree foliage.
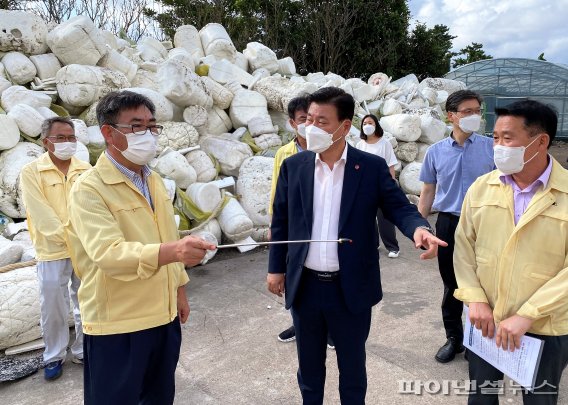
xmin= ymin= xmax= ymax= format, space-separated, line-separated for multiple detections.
xmin=452 ymin=42 xmax=492 ymax=69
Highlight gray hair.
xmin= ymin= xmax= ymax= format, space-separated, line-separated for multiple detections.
xmin=40 ymin=117 xmax=75 ymax=139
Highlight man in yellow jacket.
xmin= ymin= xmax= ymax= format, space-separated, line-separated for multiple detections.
xmin=454 ymin=100 xmax=568 ymax=403
xmin=66 ymin=91 xmax=215 ymax=404
xmin=21 ymin=117 xmax=91 ymax=381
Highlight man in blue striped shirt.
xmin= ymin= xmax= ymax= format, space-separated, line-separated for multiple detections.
xmin=418 ymin=90 xmax=495 ymax=363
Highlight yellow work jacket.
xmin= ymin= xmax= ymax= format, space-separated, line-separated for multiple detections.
xmin=66 ymin=153 xmax=189 ymax=335
xmin=21 ymin=152 xmax=91 ymax=261
xmin=454 ymin=159 xmax=568 ymax=336
xmin=268 ymin=140 xmax=299 ymax=216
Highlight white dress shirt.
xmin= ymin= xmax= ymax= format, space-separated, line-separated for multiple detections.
xmin=304 ymin=144 xmax=348 ymax=272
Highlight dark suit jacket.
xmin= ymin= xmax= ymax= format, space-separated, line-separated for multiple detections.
xmin=268 ymin=145 xmax=430 ymax=314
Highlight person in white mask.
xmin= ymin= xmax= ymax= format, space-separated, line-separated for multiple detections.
xmin=356 ymin=114 xmax=400 ymax=258
xmin=418 ymin=90 xmax=495 ymax=364
xmin=66 ymin=91 xmax=215 ymax=404
xmin=20 ymin=117 xmax=91 ymax=380
xmin=454 ymin=100 xmax=568 ymax=404
xmin=268 ymin=87 xmax=446 ymax=404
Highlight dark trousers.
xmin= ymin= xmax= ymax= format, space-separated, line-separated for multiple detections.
xmin=435 ymin=212 xmax=463 ymax=341
xmin=468 ymin=334 xmax=568 ymax=405
xmin=84 ymin=318 xmax=182 ymax=405
xmin=291 ymin=270 xmax=372 ymax=405
xmin=377 ymin=207 xmax=399 ymax=252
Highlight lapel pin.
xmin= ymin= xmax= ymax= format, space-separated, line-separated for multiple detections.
xmin=355 ymin=164 xmax=360 ymax=170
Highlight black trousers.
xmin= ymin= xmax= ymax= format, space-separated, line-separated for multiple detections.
xmin=377 ymin=207 xmax=399 ymax=252
xmin=435 ymin=212 xmax=463 ymax=341
xmin=291 ymin=271 xmax=371 ymax=405
xmin=468 ymin=333 xmax=568 ymax=404
xmin=84 ymin=318 xmax=182 ymax=405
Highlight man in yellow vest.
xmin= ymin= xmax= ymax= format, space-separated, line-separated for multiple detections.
xmin=21 ymin=117 xmax=91 ymax=380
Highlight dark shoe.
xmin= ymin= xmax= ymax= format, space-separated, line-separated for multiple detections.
xmin=435 ymin=337 xmax=465 ymax=363
xmin=278 ymin=325 xmax=296 ymax=342
xmin=327 ymin=335 xmax=335 ymax=350
xmin=44 ymin=360 xmax=63 ymax=381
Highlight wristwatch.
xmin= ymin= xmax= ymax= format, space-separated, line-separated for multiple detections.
xmin=416 ymin=225 xmax=435 ymax=236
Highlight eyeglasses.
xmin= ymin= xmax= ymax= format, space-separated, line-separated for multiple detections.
xmin=456 ymin=108 xmax=482 ymax=116
xmin=111 ymin=124 xmax=163 ymax=135
xmin=46 ymin=135 xmax=77 ymax=142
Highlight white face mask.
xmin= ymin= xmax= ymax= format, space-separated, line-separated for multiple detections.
xmin=362 ymin=124 xmax=376 ymax=136
xmin=296 ymin=123 xmax=306 ymax=138
xmin=493 ymin=136 xmax=540 ymax=175
xmin=305 ymin=122 xmax=344 ymax=154
xmin=49 ymin=141 xmax=77 ymax=161
xmin=458 ymin=114 xmax=481 ymax=133
xmin=113 ymin=129 xmax=158 ymax=166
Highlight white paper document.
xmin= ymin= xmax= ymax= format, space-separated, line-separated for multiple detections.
xmin=463 ymin=306 xmax=544 ymax=390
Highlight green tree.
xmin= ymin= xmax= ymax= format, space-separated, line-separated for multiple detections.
xmin=452 ymin=42 xmax=492 ymax=68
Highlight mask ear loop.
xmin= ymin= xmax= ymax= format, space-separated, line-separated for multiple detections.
xmin=523 ymin=135 xmax=542 ymax=165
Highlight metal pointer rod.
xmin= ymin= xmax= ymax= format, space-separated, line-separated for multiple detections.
xmin=216 ymin=238 xmax=353 ymax=249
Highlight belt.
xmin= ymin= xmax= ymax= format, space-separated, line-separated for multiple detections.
xmin=304 ymin=267 xmax=340 ymax=282
xmin=438 ymin=212 xmax=460 ymax=218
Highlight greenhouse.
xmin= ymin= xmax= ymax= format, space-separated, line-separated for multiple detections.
xmin=445 ymin=58 xmax=568 ymax=140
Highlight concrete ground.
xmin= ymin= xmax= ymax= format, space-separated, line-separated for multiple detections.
xmin=1 ymin=216 xmax=566 ymax=404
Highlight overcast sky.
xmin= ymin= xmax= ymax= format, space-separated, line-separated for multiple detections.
xmin=408 ymin=0 xmax=568 ymax=67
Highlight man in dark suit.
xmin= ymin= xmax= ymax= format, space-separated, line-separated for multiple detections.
xmin=267 ymin=87 xmax=447 ymax=405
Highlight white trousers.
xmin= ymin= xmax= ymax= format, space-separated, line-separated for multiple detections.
xmin=37 ymin=258 xmax=83 ymax=363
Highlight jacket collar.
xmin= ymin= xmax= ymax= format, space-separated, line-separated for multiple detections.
xmin=36 ymin=151 xmax=91 ymax=174
xmin=96 ymin=152 xmax=132 ymax=185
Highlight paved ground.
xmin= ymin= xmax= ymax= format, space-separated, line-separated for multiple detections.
xmin=1 ymin=215 xmax=566 ymax=404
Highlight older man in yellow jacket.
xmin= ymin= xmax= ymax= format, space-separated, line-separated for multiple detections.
xmin=454 ymin=100 xmax=568 ymax=404
xmin=67 ymin=91 xmax=215 ymax=405
xmin=21 ymin=117 xmax=91 ymax=381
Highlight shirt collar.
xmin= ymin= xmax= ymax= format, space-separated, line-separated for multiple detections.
xmin=449 ymin=132 xmax=477 ymax=146
xmin=499 ymin=154 xmax=553 ymax=191
xmin=105 ymin=151 xmax=151 ymax=181
xmin=295 ymin=138 xmax=304 ymax=152
xmin=315 ymin=142 xmax=348 ymax=165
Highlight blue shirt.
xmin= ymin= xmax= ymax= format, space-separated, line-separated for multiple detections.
xmin=419 ymin=133 xmax=494 ymax=216
xmin=105 ymin=152 xmax=153 ymax=209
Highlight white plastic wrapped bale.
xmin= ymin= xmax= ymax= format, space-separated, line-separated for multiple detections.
xmin=346 ymin=78 xmax=379 ymax=103
xmin=86 ymin=125 xmax=106 ymax=163
xmin=248 ymin=115 xmax=277 ymax=137
xmin=217 ymin=192 xmax=254 ymax=242
xmin=130 ymin=69 xmax=159 ymax=92
xmin=395 ymin=141 xmax=418 ymax=163
xmin=98 ymin=47 xmax=138 ymax=83
xmin=151 ymin=149 xmax=196 ymax=190
xmin=200 ymin=218 xmax=222 ymax=242
xmin=2 ymin=52 xmax=37 ymax=85
xmin=0 ymin=235 xmax=23 ymax=267
xmin=199 ymin=23 xmax=237 ymax=63
xmin=156 ymin=122 xmax=199 ymax=154
xmin=243 ymin=42 xmax=279 ymax=74
xmin=0 ymin=142 xmax=44 ymax=218
xmin=0 ymin=11 xmax=47 ymax=55
xmin=235 ymin=52 xmax=249 ymax=72
xmin=383 ymin=132 xmax=398 ymax=150
xmin=157 ymin=58 xmax=212 ymax=108
xmin=35 ymin=106 xmax=58 ymax=119
xmin=71 ymin=119 xmax=89 ymax=145
xmin=406 ymin=194 xmax=420 ymax=206
xmin=420 ymin=87 xmax=438 ymax=106
xmin=183 ymin=105 xmax=208 ymax=136
xmin=200 ymin=76 xmax=233 ymax=109
xmin=380 ymin=98 xmax=403 ymax=116
xmin=122 ymin=87 xmax=174 ymax=122
xmin=0 ymin=265 xmax=42 ymax=350
xmin=399 ymin=161 xmax=423 ymax=196
xmin=58 ymin=101 xmax=86 ymax=117
xmin=0 ymin=77 xmax=11 ymax=96
xmin=185 ymin=149 xmax=217 ymax=183
xmin=186 ymin=182 xmax=221 ymax=212
xmin=80 ymin=103 xmax=99 ymax=126
xmin=8 ymin=104 xmax=44 ymax=138
xmin=56 ymin=65 xmax=130 ymax=107
xmin=208 ymin=59 xmax=254 ymax=88
xmin=254 ymin=133 xmax=282 ymax=150
xmin=200 ymin=136 xmax=253 ymax=177
xmin=229 ymin=88 xmax=268 ymax=128
xmin=75 ymin=141 xmax=91 ymax=163
xmin=418 ymin=78 xmax=466 ymax=97
xmin=415 ymin=143 xmax=430 ymax=163
xmin=251 ymin=226 xmax=270 ymax=243
xmin=174 ymin=25 xmax=205 ymax=65
xmin=206 ymin=106 xmax=232 ymax=135
xmin=252 ymin=76 xmax=316 ymax=112
xmin=418 ymin=115 xmax=447 ymax=145
xmin=167 ymin=48 xmax=195 ymax=70
xmin=46 ymin=15 xmax=107 ymax=66
xmin=1 ymin=85 xmax=52 ymax=112
xmin=379 ymin=114 xmax=422 ymax=142
xmin=277 ymin=57 xmax=296 ymax=76
xmin=0 ymin=115 xmax=21 ymax=150
xmin=100 ymin=30 xmax=119 ymax=50
xmin=236 ymin=156 xmax=274 ymax=226
xmin=137 ymin=36 xmax=168 ymax=62
xmin=12 ymin=231 xmax=36 ymax=262
xmin=28 ymin=53 xmax=62 ymax=82
xmin=189 ymin=230 xmax=218 ymax=265
xmin=252 ymin=68 xmax=271 ymax=81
